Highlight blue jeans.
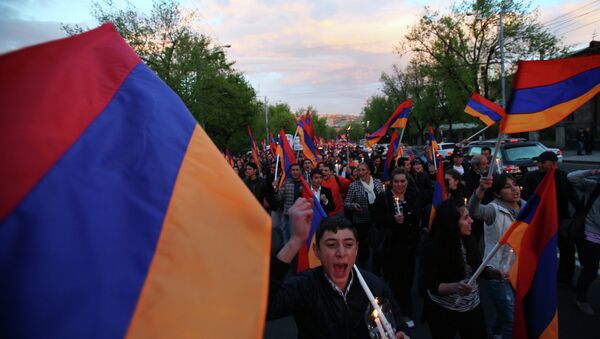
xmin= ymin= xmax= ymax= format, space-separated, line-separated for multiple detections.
xmin=483 ymin=279 xmax=514 ymax=339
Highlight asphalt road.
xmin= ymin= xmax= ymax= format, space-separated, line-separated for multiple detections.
xmin=264 ymin=161 xmax=600 ymax=339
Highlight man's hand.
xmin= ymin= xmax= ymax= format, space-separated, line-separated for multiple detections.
xmin=277 ymin=198 xmax=313 ymax=263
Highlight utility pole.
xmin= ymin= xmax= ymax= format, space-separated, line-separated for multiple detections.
xmin=264 ymin=96 xmax=269 ymax=141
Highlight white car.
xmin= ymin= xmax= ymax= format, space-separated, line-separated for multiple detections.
xmin=436 ymin=142 xmax=457 ymax=158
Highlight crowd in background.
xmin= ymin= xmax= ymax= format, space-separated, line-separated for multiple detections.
xmin=229 ymin=139 xmax=600 ymax=338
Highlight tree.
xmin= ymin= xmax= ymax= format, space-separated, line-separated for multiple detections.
xmin=401 ymin=0 xmax=567 ymax=101
xmin=63 ymin=0 xmax=261 ymax=152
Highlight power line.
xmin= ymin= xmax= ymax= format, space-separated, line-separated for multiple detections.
xmin=561 ymin=17 xmax=600 ymax=35
xmin=541 ymin=0 xmax=600 ymax=26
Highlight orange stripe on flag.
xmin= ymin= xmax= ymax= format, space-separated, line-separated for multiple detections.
xmin=126 ymin=126 xmax=271 ymax=339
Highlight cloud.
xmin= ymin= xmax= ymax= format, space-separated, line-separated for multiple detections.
xmin=186 ymin=0 xmax=422 ymax=114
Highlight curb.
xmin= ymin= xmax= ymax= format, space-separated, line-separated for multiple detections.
xmin=563 ymin=159 xmax=600 ymax=165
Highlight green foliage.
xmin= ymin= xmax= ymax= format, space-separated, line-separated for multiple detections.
xmin=63 ymin=0 xmax=261 ymax=152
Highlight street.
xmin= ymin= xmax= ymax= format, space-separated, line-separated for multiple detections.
xmin=264 ymin=161 xmax=600 ymax=339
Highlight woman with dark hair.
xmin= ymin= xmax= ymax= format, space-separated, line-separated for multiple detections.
xmin=374 ymin=168 xmax=421 ymax=327
xmin=421 ymin=199 xmax=493 ymax=338
xmin=372 ymin=155 xmax=384 ymax=180
xmin=468 ymin=174 xmax=525 ymax=339
xmin=445 ymin=168 xmax=468 ymax=204
xmin=344 ymin=161 xmax=384 ymax=267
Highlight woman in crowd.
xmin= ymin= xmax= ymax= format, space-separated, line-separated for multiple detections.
xmin=374 ymin=168 xmax=421 ymax=328
xmin=445 ymin=169 xmax=468 ymax=204
xmin=468 ymin=174 xmax=525 ymax=339
xmin=421 ymin=199 xmax=496 ymax=339
xmin=344 ymin=161 xmax=384 ymax=267
xmin=372 ymin=155 xmax=384 ymax=180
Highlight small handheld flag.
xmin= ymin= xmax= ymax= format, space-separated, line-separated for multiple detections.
xmin=366 ymin=99 xmax=412 ymax=147
xmin=296 ymin=177 xmax=327 ymax=272
xmin=464 ymin=93 xmax=506 ymax=127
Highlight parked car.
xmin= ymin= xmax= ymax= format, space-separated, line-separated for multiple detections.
xmin=437 ymin=142 xmax=457 ymax=158
xmin=463 ymin=139 xmax=562 ymax=182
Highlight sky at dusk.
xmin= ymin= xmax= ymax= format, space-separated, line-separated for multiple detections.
xmin=1 ymin=0 xmax=598 ymax=115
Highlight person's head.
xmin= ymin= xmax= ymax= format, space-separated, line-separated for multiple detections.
xmin=481 ymin=147 xmax=492 ymax=159
xmin=373 ymin=156 xmax=382 ymax=167
xmin=290 ymin=163 xmax=301 ymax=180
xmin=492 ymin=174 xmax=521 ymax=204
xmin=314 ymin=216 xmax=358 ymax=289
xmin=233 ymin=166 xmax=239 ymax=174
xmin=303 ymin=159 xmax=314 ymax=172
xmin=349 ymin=166 xmax=358 ymax=180
xmin=245 ymin=162 xmax=258 ymax=179
xmin=270 ymin=162 xmax=278 ymax=174
xmin=452 ymin=151 xmax=464 ymax=166
xmin=317 ymin=161 xmax=325 ymax=170
xmin=357 ymin=161 xmax=373 ymax=181
xmin=322 ymin=162 xmax=335 ymax=179
xmin=411 ymin=159 xmax=423 ymax=173
xmin=445 ymin=169 xmax=461 ymax=190
xmin=470 ymin=154 xmax=488 ymax=172
xmin=431 ymin=199 xmax=473 ymax=239
xmin=430 ymin=200 xmax=475 ymax=281
xmin=533 ymin=151 xmax=558 ymax=173
xmin=390 ymin=168 xmax=409 ymax=194
xmin=310 ymin=168 xmax=324 ymax=187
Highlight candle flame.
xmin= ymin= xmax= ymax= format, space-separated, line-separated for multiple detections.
xmin=372 ymin=309 xmax=379 ymax=318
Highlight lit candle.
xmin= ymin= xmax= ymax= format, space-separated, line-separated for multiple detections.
xmin=393 ymin=196 xmax=400 ymax=214
xmin=464 ymin=197 xmax=467 ymax=205
xmin=372 ymin=309 xmax=386 ymax=339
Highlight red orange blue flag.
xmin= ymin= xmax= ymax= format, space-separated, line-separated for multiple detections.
xmin=269 ymin=130 xmax=277 ymax=157
xmin=500 ymin=54 xmax=600 ymax=133
xmin=366 ymin=99 xmax=412 ymax=147
xmin=464 ymin=93 xmax=506 ymax=127
xmin=0 ymin=24 xmax=271 ymax=338
xmin=296 ymin=177 xmax=327 ymax=272
xmin=276 ymin=129 xmax=296 ymax=187
xmin=499 ymin=166 xmax=558 ymax=339
xmin=383 ymin=130 xmax=400 ymax=181
xmin=428 ymin=159 xmax=446 ymax=230
xmin=247 ymin=126 xmax=260 ymax=166
xmin=298 ymin=118 xmax=322 ymax=165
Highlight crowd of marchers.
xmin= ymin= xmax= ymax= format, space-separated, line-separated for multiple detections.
xmin=228 ymin=141 xmax=600 ymax=339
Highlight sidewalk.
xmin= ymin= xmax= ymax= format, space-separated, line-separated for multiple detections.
xmin=562 ymin=150 xmax=600 ymax=164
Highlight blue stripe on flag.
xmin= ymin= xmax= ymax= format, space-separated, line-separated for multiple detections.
xmin=0 ymin=63 xmax=196 ymax=338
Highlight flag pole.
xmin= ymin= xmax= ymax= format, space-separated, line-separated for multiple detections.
xmin=464 ymin=124 xmax=491 ymax=143
xmin=353 ymin=265 xmax=396 ymax=338
xmin=398 ymin=127 xmax=406 ymax=146
xmin=273 ymin=154 xmax=280 ymax=185
xmin=486 ymin=133 xmax=505 ymax=177
xmin=455 ymin=242 xmax=502 ymax=305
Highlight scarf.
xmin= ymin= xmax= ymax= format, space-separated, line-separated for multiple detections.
xmin=360 ymin=176 xmax=376 ymax=204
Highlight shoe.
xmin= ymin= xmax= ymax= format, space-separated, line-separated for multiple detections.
xmin=576 ymin=301 xmax=595 ymax=316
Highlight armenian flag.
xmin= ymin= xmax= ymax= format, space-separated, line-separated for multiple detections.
xmin=383 ymin=130 xmax=400 ymax=181
xmin=276 ymin=129 xmax=296 ymax=187
xmin=428 ymin=159 xmax=446 ymax=230
xmin=247 ymin=126 xmax=260 ymax=167
xmin=298 ymin=119 xmax=322 ymax=165
xmin=296 ymin=177 xmax=327 ymax=272
xmin=0 ymin=24 xmax=271 ymax=339
xmin=225 ymin=147 xmax=234 ymax=167
xmin=464 ymin=93 xmax=506 ymax=126
xmin=499 ymin=166 xmax=558 ymax=339
xmin=366 ymin=99 xmax=412 ymax=147
xmin=269 ymin=131 xmax=277 ymax=157
xmin=500 ymin=54 xmax=600 ymax=133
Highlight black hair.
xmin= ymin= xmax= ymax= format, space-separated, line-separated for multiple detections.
xmin=310 ymin=168 xmax=323 ymax=178
xmin=290 ymin=163 xmax=301 ymax=170
xmin=390 ymin=167 xmax=409 ymax=179
xmin=246 ymin=162 xmax=258 ymax=170
xmin=482 ymin=146 xmax=492 ymax=153
xmin=492 ymin=174 xmax=517 ymax=195
xmin=445 ymin=168 xmax=462 ymax=181
xmin=429 ymin=200 xmax=481 ymax=282
xmin=315 ymin=215 xmax=358 ymax=247
xmin=325 ymin=162 xmax=335 ymax=171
